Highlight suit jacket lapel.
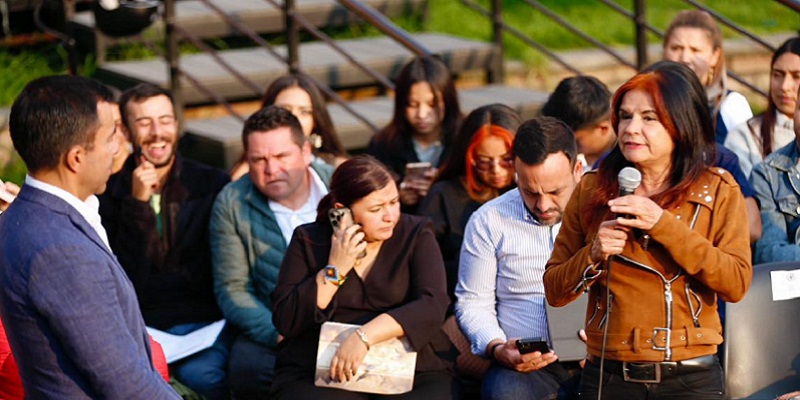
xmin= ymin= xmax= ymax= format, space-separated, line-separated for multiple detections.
xmin=21 ymin=186 xmax=116 ymax=258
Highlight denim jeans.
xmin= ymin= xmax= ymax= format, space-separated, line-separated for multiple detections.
xmin=579 ymin=359 xmax=725 ymax=400
xmin=482 ymin=362 xmax=579 ymax=400
xmin=165 ymin=322 xmax=235 ymax=400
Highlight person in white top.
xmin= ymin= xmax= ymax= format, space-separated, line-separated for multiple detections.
xmin=725 ymin=38 xmax=800 ymax=177
xmin=663 ymin=10 xmax=753 ymax=145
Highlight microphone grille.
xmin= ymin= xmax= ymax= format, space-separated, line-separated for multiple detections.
xmin=618 ymin=167 xmax=642 ymax=191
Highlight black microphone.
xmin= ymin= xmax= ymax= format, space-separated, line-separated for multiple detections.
xmin=616 ymin=167 xmax=642 ymax=219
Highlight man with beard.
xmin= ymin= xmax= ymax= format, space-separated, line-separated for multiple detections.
xmin=98 ymin=83 xmax=232 ymax=399
xmin=455 ymin=117 xmax=582 ymax=400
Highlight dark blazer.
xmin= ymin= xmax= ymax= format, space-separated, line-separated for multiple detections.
xmin=0 ymin=185 xmax=178 ymax=399
xmin=99 ymin=155 xmax=230 ymax=329
xmin=270 ymin=214 xmax=453 ymax=393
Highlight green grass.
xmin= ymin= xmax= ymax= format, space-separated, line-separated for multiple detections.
xmin=426 ymin=0 xmax=799 ymax=66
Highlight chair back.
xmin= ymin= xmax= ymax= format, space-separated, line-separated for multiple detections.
xmin=724 ymin=261 xmax=800 ymax=399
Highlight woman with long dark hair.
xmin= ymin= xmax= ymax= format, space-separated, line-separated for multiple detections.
xmin=544 ymin=61 xmax=752 ymax=399
xmin=270 ymin=155 xmax=455 ymax=399
xmin=725 ymin=37 xmax=800 ymax=177
xmin=367 ymin=56 xmax=462 ymax=209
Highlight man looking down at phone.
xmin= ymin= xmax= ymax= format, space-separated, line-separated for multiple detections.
xmin=210 ymin=106 xmax=333 ymax=399
xmin=455 ymin=117 xmax=582 ymax=400
xmin=97 ymin=83 xmax=232 ymax=399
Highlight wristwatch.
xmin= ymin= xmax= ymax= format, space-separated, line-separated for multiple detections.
xmin=324 ymin=265 xmax=347 ymax=286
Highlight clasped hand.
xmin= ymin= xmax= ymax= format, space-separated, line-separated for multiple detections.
xmin=591 ymin=195 xmax=664 ymax=263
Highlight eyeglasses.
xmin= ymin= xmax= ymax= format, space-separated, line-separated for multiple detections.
xmin=473 ymin=155 xmax=514 ymax=171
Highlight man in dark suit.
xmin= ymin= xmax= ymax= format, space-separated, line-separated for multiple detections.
xmin=0 ymin=75 xmax=179 ymax=399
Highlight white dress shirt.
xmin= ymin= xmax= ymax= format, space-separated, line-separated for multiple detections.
xmin=24 ymin=175 xmax=111 ymax=250
xmin=455 ymin=188 xmax=558 ymax=356
xmin=269 ymin=167 xmax=328 ymax=244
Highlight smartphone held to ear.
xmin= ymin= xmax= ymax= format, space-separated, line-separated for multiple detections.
xmin=516 ymin=338 xmax=550 ymax=355
xmin=328 ymin=208 xmax=367 ymax=259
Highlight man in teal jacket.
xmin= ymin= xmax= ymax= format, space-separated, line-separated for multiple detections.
xmin=210 ymin=107 xmax=333 ymax=400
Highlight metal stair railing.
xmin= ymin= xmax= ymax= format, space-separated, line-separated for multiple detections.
xmin=469 ymin=0 xmax=793 ymax=99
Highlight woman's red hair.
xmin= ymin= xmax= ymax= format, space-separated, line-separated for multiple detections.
xmin=464 ymin=125 xmax=514 ymax=202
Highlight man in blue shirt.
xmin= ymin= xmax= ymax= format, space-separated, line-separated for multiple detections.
xmin=456 ymin=117 xmax=582 ymax=400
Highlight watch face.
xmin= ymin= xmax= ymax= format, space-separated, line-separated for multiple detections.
xmin=325 ymin=265 xmax=340 ymax=281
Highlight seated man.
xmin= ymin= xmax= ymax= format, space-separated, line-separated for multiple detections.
xmin=752 ymin=91 xmax=800 ymax=263
xmin=456 ymin=117 xmax=582 ymax=400
xmin=210 ymin=107 xmax=333 ymax=399
xmin=541 ymin=75 xmax=616 ymax=171
xmin=98 ymin=83 xmax=232 ymax=399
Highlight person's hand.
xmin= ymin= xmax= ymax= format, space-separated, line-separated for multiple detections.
xmin=776 ymin=391 xmax=800 ymax=400
xmin=607 ymin=195 xmax=664 ymax=231
xmin=398 ymin=180 xmax=422 ymax=206
xmin=328 ymin=224 xmax=366 ymax=275
xmin=398 ymin=167 xmax=437 ymax=205
xmin=591 ymin=220 xmax=629 ymax=263
xmin=494 ymin=340 xmax=558 ymax=373
xmin=578 ymin=330 xmax=588 ymax=368
xmin=0 ymin=181 xmax=20 ymax=211
xmin=132 ymin=157 xmax=159 ymax=202
xmin=329 ymin=330 xmax=369 ymax=382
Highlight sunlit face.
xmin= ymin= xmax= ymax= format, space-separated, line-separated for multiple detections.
xmin=617 ymin=90 xmax=676 ymax=172
xmin=350 ymin=182 xmax=401 ymax=242
xmin=405 ymin=82 xmax=444 ymax=137
xmin=246 ymin=127 xmax=312 ymax=206
xmin=472 ymin=135 xmax=514 ymax=190
xmin=770 ymin=52 xmax=800 ymax=117
xmin=273 ymin=86 xmax=315 ymax=138
xmin=515 ymin=153 xmax=581 ymax=226
xmin=111 ymin=103 xmax=131 ymax=162
xmin=663 ymin=27 xmax=721 ymax=86
xmin=83 ymin=101 xmax=121 ymax=197
xmin=125 ymin=94 xmax=178 ymax=168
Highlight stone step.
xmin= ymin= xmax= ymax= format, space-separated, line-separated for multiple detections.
xmin=179 ymin=84 xmax=548 ymax=170
xmin=71 ymin=0 xmax=425 ymax=61
xmin=94 ymin=33 xmax=497 ymax=105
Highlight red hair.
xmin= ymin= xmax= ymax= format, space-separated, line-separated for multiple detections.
xmin=595 ymin=69 xmax=706 ymax=210
xmin=464 ymin=125 xmax=514 ymax=202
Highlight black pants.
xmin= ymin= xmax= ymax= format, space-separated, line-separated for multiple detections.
xmin=228 ymin=334 xmax=277 ymax=400
xmin=579 ymin=359 xmax=725 ymax=400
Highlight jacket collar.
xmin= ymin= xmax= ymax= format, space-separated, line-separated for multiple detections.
xmin=18 ymin=185 xmax=115 ymax=257
xmin=766 ymin=141 xmax=800 ymax=173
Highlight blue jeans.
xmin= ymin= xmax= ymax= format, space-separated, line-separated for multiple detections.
xmin=580 ymin=358 xmax=725 ymax=400
xmin=482 ymin=363 xmax=575 ymax=400
xmin=165 ymin=322 xmax=235 ymax=400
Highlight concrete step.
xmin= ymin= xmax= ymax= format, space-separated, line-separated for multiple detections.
xmin=94 ymin=33 xmax=497 ymax=105
xmin=71 ymin=0 xmax=425 ymax=61
xmin=179 ymin=84 xmax=548 ymax=170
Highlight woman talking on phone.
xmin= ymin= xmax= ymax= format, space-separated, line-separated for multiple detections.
xmin=543 ymin=61 xmax=752 ymax=399
xmin=270 ymin=155 xmax=455 ymax=399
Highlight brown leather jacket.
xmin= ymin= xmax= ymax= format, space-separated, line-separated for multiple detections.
xmin=544 ymin=168 xmax=752 ymax=362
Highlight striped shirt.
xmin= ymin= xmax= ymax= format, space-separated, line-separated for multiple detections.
xmin=455 ymin=188 xmax=559 ymax=356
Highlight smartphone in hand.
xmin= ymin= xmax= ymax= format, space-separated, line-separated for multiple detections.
xmin=328 ymin=208 xmax=366 ymax=258
xmin=516 ymin=338 xmax=550 ymax=355
xmin=404 ymin=162 xmax=432 ymax=181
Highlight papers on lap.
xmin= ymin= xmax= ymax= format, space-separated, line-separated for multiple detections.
xmin=315 ymin=322 xmax=417 ymax=395
xmin=146 ymin=320 xmax=225 ymax=364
